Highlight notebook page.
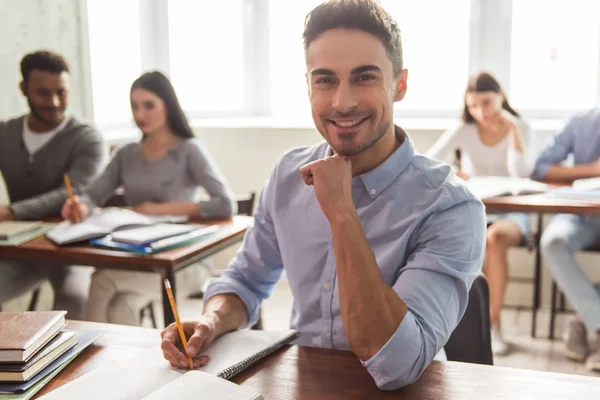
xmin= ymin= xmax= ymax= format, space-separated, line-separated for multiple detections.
xmin=142 ymin=371 xmax=262 ymax=400
xmin=38 ymin=364 xmax=182 ymax=400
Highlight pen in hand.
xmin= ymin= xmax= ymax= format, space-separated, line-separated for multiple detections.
xmin=164 ymin=278 xmax=194 ymax=369
xmin=63 ymin=173 xmax=80 ymax=223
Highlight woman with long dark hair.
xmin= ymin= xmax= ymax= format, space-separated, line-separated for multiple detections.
xmin=427 ymin=71 xmax=535 ymax=356
xmin=62 ymin=71 xmax=236 ymax=325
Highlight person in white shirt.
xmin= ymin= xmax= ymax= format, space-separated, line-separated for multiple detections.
xmin=426 ymin=71 xmax=535 ymax=356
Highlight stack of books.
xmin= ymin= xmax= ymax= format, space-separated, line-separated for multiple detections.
xmin=0 ymin=222 xmax=55 ymax=247
xmin=0 ymin=312 xmax=100 ymax=400
xmin=90 ymin=223 xmax=220 ymax=255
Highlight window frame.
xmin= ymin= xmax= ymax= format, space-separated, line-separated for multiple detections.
xmin=86 ymin=0 xmax=600 ymax=128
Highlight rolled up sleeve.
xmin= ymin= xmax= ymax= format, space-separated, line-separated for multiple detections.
xmin=363 ymin=197 xmax=486 ymax=390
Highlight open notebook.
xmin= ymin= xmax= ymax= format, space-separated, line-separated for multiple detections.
xmin=38 ymin=329 xmax=298 ymax=400
xmin=466 ymin=176 xmax=548 ymax=200
xmin=46 ymin=208 xmax=189 ymax=245
xmin=38 ymin=367 xmax=262 ymax=400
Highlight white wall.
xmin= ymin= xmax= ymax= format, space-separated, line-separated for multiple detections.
xmin=0 ymin=0 xmax=92 ymax=121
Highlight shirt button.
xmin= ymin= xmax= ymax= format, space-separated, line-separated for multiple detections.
xmin=370 ymin=189 xmax=376 ymax=195
xmin=324 ymin=283 xmax=331 ymax=290
xmin=324 ymin=326 xmax=330 ymax=332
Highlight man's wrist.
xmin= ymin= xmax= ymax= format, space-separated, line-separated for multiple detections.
xmin=327 ymin=201 xmax=359 ymax=227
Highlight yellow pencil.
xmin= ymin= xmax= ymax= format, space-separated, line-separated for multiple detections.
xmin=63 ymin=173 xmax=80 ymax=223
xmin=164 ymin=278 xmax=194 ymax=369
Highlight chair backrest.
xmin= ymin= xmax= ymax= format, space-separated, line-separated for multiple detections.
xmin=236 ymin=192 xmax=256 ymax=216
xmin=444 ymin=274 xmax=493 ymax=365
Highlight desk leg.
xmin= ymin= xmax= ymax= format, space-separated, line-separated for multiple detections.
xmin=162 ymin=267 xmax=176 ymax=326
xmin=531 ymin=213 xmax=543 ymax=338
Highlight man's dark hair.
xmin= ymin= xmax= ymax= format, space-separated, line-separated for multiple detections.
xmin=20 ymin=50 xmax=70 ymax=82
xmin=303 ymin=0 xmax=403 ymax=75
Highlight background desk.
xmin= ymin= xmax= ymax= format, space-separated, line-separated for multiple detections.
xmin=0 ymin=216 xmax=253 ymax=325
xmin=483 ymin=194 xmax=600 ymax=338
xmin=33 ymin=321 xmax=600 ymax=399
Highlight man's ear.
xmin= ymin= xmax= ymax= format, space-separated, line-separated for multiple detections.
xmin=393 ymin=69 xmax=408 ymax=102
xmin=19 ymin=81 xmax=26 ymax=96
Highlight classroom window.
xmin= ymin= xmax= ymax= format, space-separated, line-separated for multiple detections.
xmin=268 ymin=0 xmax=323 ymax=118
xmin=510 ymin=0 xmax=600 ymax=112
xmin=87 ymin=0 xmax=142 ymax=126
xmin=168 ymin=0 xmax=245 ymax=114
xmin=381 ymin=0 xmax=471 ymax=112
xmin=86 ymin=0 xmax=600 ymax=128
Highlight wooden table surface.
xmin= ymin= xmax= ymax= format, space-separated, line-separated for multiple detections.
xmin=0 ymin=215 xmax=253 ymax=271
xmin=0 ymin=216 xmax=252 ymax=325
xmin=33 ymin=321 xmax=600 ymax=400
xmin=483 ymin=193 xmax=600 ymax=215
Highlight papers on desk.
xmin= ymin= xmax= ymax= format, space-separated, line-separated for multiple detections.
xmin=0 ymin=224 xmax=55 ymax=247
xmin=572 ymin=177 xmax=600 ymax=191
xmin=466 ymin=176 xmax=549 ymax=200
xmin=548 ymin=187 xmax=600 ymax=202
xmin=46 ymin=208 xmax=188 ymax=245
xmin=37 ymin=330 xmax=299 ymax=400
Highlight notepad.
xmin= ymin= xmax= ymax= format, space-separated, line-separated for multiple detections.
xmin=466 ymin=176 xmax=548 ymax=200
xmin=46 ymin=208 xmax=189 ymax=245
xmin=90 ymin=225 xmax=220 ymax=255
xmin=109 ymin=223 xmax=205 ymax=245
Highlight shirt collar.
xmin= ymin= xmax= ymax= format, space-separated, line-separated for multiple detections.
xmin=324 ymin=125 xmax=415 ymax=200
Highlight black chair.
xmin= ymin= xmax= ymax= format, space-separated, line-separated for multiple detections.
xmin=444 ymin=274 xmax=493 ymax=365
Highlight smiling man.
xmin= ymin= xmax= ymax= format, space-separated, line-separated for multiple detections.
xmin=0 ymin=51 xmax=105 ymax=318
xmin=161 ymin=0 xmax=485 ymax=390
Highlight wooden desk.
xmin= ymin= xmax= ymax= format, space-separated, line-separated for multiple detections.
xmin=0 ymin=216 xmax=253 ymax=325
xmin=484 ymin=193 xmax=600 ymax=215
xmin=34 ymin=321 xmax=600 ymax=400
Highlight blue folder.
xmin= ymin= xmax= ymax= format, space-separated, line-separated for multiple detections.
xmin=90 ymin=225 xmax=219 ymax=255
xmin=0 ymin=330 xmax=102 ymax=394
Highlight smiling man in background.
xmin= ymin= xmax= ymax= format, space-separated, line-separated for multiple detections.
xmin=0 ymin=50 xmax=106 ymax=318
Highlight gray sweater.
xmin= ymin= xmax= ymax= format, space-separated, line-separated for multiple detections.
xmin=0 ymin=116 xmax=107 ymax=220
xmin=83 ymin=139 xmax=237 ymax=219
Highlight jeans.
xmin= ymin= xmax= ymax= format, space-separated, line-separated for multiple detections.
xmin=541 ymin=214 xmax=600 ymax=332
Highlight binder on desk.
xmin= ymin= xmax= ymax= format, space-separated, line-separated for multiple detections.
xmin=90 ymin=225 xmax=220 ymax=255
